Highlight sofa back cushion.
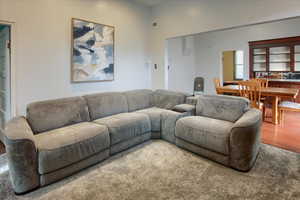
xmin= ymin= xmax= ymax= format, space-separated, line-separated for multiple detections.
xmin=123 ymin=89 xmax=153 ymax=112
xmin=84 ymin=92 xmax=128 ymax=120
xmin=152 ymin=89 xmax=188 ymax=110
xmin=27 ymin=97 xmax=90 ymax=134
xmin=196 ymin=95 xmax=250 ymax=122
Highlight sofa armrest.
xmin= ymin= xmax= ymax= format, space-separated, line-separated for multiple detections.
xmin=4 ymin=117 xmax=39 ymax=193
xmin=186 ymin=96 xmax=198 ymax=105
xmin=172 ymin=104 xmax=196 ymax=116
xmin=161 ymin=110 xmax=189 ymax=144
xmin=229 ymin=109 xmax=262 ymax=171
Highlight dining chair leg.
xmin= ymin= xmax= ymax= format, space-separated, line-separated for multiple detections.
xmin=278 ymin=109 xmax=283 ymax=123
xmin=280 ymin=110 xmax=284 ymax=123
xmin=272 ymin=96 xmax=279 ymax=125
xmin=262 ymin=106 xmax=266 ymax=121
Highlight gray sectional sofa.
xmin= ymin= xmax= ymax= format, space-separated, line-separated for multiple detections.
xmin=3 ymin=89 xmax=262 ymax=194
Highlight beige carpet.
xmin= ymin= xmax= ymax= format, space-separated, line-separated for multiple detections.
xmin=0 ymin=140 xmax=299 ymax=200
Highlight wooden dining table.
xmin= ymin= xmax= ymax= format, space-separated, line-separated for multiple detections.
xmin=217 ymin=85 xmax=299 ymax=124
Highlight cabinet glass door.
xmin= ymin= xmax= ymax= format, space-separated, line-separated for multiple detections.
xmin=295 ymin=45 xmax=300 ymax=71
xmin=269 ymin=46 xmax=290 ymax=71
xmin=253 ymin=48 xmax=267 ymax=71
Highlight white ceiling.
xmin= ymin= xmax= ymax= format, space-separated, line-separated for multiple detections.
xmin=134 ymin=0 xmax=166 ymax=7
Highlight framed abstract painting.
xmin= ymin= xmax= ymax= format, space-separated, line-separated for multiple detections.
xmin=71 ymin=18 xmax=115 ymax=83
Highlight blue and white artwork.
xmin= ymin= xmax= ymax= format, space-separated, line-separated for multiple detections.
xmin=71 ymin=18 xmax=114 ymax=82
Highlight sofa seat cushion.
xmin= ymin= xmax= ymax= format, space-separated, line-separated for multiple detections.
xmin=35 ymin=122 xmax=110 ymax=174
xmin=135 ymin=107 xmax=168 ymax=132
xmin=93 ymin=113 xmax=151 ymax=145
xmin=175 ymin=116 xmax=234 ymax=155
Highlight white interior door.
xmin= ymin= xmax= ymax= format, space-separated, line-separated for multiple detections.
xmin=0 ymin=25 xmax=11 ymax=134
xmin=167 ymin=36 xmax=195 ymax=94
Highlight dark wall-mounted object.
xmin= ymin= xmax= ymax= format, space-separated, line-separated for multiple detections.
xmin=193 ymin=77 xmax=204 ymax=95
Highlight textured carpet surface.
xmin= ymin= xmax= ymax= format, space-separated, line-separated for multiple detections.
xmin=0 ymin=140 xmax=299 ymax=200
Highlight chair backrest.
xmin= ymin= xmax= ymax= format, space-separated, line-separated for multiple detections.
xmin=238 ymin=80 xmax=262 ymax=109
xmin=194 ymin=77 xmax=204 ymax=94
xmin=213 ymin=78 xmax=221 ymax=94
xmin=252 ymin=78 xmax=269 ymax=88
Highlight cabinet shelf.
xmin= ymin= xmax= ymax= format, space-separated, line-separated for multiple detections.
xmin=254 ymin=62 xmax=266 ymax=64
xmin=253 ymin=53 xmax=266 ymax=56
xmin=270 ymin=61 xmax=290 ymax=63
xmin=270 ymin=53 xmax=290 ymax=55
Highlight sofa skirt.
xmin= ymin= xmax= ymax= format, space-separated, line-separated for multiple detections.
xmin=151 ymin=131 xmax=161 ymax=139
xmin=110 ymin=132 xmax=151 ymax=155
xmin=40 ymin=149 xmax=110 ymax=186
xmin=175 ymin=138 xmax=229 ymax=166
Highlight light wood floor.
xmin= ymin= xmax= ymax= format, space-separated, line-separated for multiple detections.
xmin=0 ymin=110 xmax=299 ymax=155
xmin=262 ymin=109 xmax=300 ymax=153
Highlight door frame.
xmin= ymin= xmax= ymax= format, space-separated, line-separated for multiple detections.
xmin=0 ymin=20 xmax=17 ymax=118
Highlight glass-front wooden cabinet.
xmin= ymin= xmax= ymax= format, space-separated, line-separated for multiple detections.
xmin=249 ymin=36 xmax=300 ymax=78
xmin=295 ymin=45 xmax=300 ymax=71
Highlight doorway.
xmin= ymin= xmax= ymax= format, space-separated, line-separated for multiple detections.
xmin=222 ymin=50 xmax=244 ymax=83
xmin=0 ymin=24 xmax=11 ymax=154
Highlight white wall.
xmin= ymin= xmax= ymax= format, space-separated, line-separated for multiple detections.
xmin=194 ymin=17 xmax=300 ymax=94
xmin=150 ymin=0 xmax=300 ymax=90
xmin=2 ymin=0 xmax=300 ymax=115
xmin=0 ymin=0 xmax=151 ymax=115
xmin=167 ymin=36 xmax=196 ymax=94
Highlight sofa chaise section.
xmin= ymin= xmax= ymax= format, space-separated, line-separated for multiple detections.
xmin=175 ymin=95 xmax=262 ymax=171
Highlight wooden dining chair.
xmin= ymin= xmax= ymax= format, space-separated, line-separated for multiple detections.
xmin=238 ymin=80 xmax=262 ymax=109
xmin=238 ymin=80 xmax=265 ymax=119
xmin=253 ymin=78 xmax=269 ymax=88
xmin=278 ymin=101 xmax=300 ymax=123
xmin=213 ymin=78 xmax=222 ymax=94
xmin=253 ymin=78 xmax=271 ymax=118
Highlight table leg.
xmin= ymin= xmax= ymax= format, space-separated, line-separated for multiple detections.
xmin=272 ymin=96 xmax=279 ymax=125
